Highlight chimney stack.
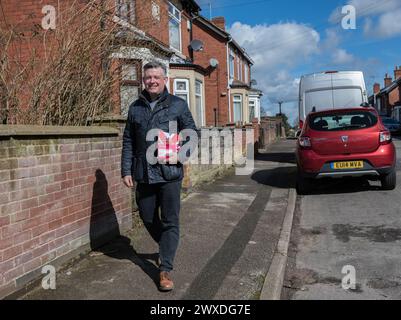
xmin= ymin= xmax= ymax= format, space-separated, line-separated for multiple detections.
xmin=211 ymin=17 xmax=225 ymax=30
xmin=373 ymin=83 xmax=380 ymax=94
xmin=394 ymin=66 xmax=401 ymax=80
xmin=384 ymin=73 xmax=393 ymax=87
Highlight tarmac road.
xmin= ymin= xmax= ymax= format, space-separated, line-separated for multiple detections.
xmin=284 ymin=137 xmax=401 ymax=299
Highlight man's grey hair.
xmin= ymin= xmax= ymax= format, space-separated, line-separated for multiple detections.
xmin=143 ymin=61 xmax=167 ymax=76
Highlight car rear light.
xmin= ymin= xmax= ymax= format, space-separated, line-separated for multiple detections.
xmin=299 ymin=136 xmax=311 ymax=148
xmin=299 ymin=119 xmax=304 ymax=129
xmin=379 ymin=131 xmax=392 ymax=144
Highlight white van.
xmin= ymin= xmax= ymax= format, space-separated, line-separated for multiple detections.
xmin=298 ymin=71 xmax=368 ymax=128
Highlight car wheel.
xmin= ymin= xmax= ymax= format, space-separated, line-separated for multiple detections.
xmin=380 ymin=169 xmax=396 ymax=190
xmin=296 ymin=171 xmax=312 ymax=195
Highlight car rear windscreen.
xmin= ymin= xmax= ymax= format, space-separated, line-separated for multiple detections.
xmin=309 ymin=111 xmax=378 ymax=131
xmin=305 ymin=88 xmax=363 ymax=112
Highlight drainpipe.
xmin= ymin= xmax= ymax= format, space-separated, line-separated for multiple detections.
xmin=189 ymin=15 xmax=194 ymax=62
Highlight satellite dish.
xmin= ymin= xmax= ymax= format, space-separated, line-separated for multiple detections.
xmin=209 ymin=58 xmax=219 ymax=68
xmin=250 ymin=79 xmax=257 ymax=86
xmin=189 ymin=39 xmax=204 ymax=52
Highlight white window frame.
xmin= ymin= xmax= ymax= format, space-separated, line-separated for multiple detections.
xmin=116 ymin=0 xmax=135 ymax=24
xmin=195 ymin=80 xmax=204 ymax=127
xmin=249 ymin=99 xmax=256 ymax=122
xmin=229 ymin=50 xmax=235 ymax=79
xmin=168 ymin=2 xmax=182 ymax=52
xmin=239 ymin=59 xmax=243 ymax=82
xmin=233 ymin=95 xmax=243 ymax=122
xmin=236 ymin=57 xmax=240 ymax=81
xmin=173 ymin=78 xmax=190 ymax=107
xmin=244 ymin=63 xmax=248 ymax=84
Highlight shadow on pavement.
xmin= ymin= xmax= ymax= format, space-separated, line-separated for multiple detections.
xmin=89 ymin=169 xmax=160 ymax=289
xmin=303 ymin=177 xmax=382 ymax=195
xmin=255 ymin=152 xmax=296 ymax=164
xmin=252 ymin=166 xmax=297 ymax=189
xmin=252 ymin=165 xmax=383 ymax=195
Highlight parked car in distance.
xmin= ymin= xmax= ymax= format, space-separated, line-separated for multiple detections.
xmin=381 ymin=116 xmax=401 ymax=135
xmin=296 ymin=106 xmax=396 ymax=194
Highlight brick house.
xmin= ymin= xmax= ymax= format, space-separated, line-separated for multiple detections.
xmin=369 ymin=66 xmax=401 ymax=120
xmin=227 ymin=35 xmax=262 ymax=126
xmin=111 ymin=0 xmax=202 ymax=117
xmin=0 ymin=0 xmax=199 ymax=119
xmin=174 ymin=15 xmax=262 ymax=127
xmin=1 ymin=0 xmax=261 ymax=128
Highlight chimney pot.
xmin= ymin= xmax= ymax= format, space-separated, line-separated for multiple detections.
xmin=384 ymin=73 xmax=393 ymax=87
xmin=211 ymin=17 xmax=226 ymax=31
xmin=394 ymin=66 xmax=401 ymax=80
xmin=373 ymin=83 xmax=380 ymax=94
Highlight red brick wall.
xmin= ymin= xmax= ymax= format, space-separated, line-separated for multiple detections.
xmin=0 ymin=125 xmax=132 ymax=298
xmin=211 ymin=17 xmax=225 ymax=31
xmin=389 ymin=87 xmax=400 ymax=106
xmin=192 ymin=20 xmax=229 ymax=126
xmin=136 ymin=0 xmax=169 ymax=47
xmin=1 ymin=0 xmax=114 ymax=117
xmin=181 ymin=13 xmax=191 ymax=58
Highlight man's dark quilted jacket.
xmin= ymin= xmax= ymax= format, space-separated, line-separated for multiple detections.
xmin=121 ymin=88 xmax=197 ymax=184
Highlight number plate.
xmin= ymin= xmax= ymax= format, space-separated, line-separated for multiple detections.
xmin=331 ymin=161 xmax=364 ymax=170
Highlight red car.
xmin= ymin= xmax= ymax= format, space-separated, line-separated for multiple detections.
xmin=296 ymin=106 xmax=396 ymax=194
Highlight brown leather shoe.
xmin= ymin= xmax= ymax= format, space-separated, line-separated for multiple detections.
xmin=159 ymin=271 xmax=174 ymax=291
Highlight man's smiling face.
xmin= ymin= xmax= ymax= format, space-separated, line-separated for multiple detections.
xmin=143 ymin=67 xmax=168 ymax=98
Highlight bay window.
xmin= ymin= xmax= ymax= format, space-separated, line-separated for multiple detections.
xmin=195 ymin=80 xmax=204 ymax=127
xmin=174 ymin=79 xmax=189 ymax=106
xmin=233 ymin=95 xmax=242 ymax=123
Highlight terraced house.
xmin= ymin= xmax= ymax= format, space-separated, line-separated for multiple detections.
xmin=0 ymin=0 xmax=261 ymax=128
xmin=0 ymin=0 xmax=265 ymax=298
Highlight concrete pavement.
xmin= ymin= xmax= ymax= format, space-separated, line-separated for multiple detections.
xmin=18 ymin=140 xmax=297 ymax=300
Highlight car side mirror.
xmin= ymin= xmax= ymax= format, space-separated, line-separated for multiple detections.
xmin=360 ymin=102 xmax=370 ymax=108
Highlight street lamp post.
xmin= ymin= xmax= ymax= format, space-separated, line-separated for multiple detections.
xmin=278 ymin=101 xmax=283 ymax=116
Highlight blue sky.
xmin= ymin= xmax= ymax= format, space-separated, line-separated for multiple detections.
xmin=196 ymin=0 xmax=401 ymax=125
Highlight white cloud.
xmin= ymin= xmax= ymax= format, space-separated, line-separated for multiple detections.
xmin=228 ymin=22 xmax=320 ymax=70
xmin=329 ymin=0 xmax=400 ymax=23
xmin=227 ymin=22 xmax=362 ymax=122
xmin=321 ymin=28 xmax=341 ymax=51
xmin=329 ymin=0 xmax=401 ymax=38
xmin=227 ymin=22 xmax=320 ymax=119
xmin=363 ymin=9 xmax=401 ymax=38
xmin=332 ymin=48 xmax=355 ymax=64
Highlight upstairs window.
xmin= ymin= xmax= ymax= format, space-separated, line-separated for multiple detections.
xmin=116 ymin=0 xmax=136 ymax=24
xmin=239 ymin=59 xmax=243 ymax=82
xmin=236 ymin=58 xmax=240 ymax=80
xmin=168 ymin=2 xmax=181 ymax=52
xmin=229 ymin=51 xmax=234 ymax=79
xmin=244 ymin=64 xmax=249 ymax=84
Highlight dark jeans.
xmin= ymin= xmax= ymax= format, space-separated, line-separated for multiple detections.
xmin=135 ymin=180 xmax=182 ymax=272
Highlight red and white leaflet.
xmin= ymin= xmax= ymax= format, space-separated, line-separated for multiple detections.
xmin=158 ymin=130 xmax=180 ymax=163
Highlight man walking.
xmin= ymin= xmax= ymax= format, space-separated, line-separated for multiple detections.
xmin=121 ymin=61 xmax=197 ymax=291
